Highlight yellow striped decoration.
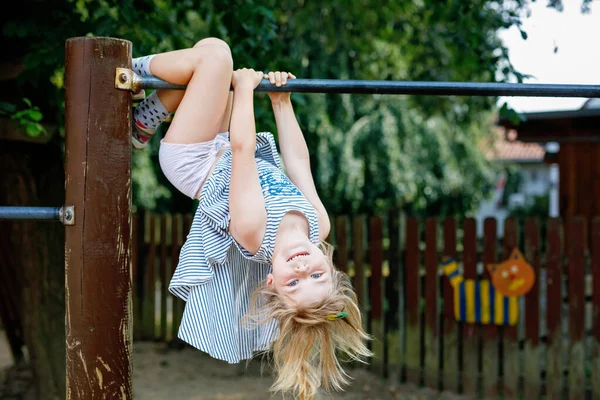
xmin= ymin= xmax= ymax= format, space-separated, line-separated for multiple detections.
xmin=442 ymin=259 xmax=520 ymax=326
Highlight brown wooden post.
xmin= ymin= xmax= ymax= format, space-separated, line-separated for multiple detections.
xmin=545 ymin=218 xmax=563 ymax=400
xmin=481 ymin=218 xmax=499 ymax=398
xmin=64 ymin=37 xmax=132 ymax=399
xmin=423 ymin=217 xmax=439 ymax=389
xmin=591 ymin=217 xmax=600 ymax=400
xmin=160 ymin=214 xmax=168 ymax=340
xmin=404 ymin=217 xmax=421 ymax=384
xmin=441 ymin=218 xmax=458 ymax=393
xmin=523 ymin=218 xmax=541 ymax=399
xmin=461 ymin=218 xmax=479 ymax=396
xmin=368 ymin=216 xmax=384 ymax=375
xmin=502 ymin=218 xmax=520 ymax=400
xmin=386 ymin=210 xmax=402 ymax=380
xmin=567 ymin=217 xmax=586 ymax=400
xmin=352 ymin=216 xmax=366 ymax=317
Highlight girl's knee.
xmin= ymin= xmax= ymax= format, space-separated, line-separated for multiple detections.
xmin=193 ymin=38 xmax=231 ymax=54
xmin=191 ymin=38 xmax=232 ymax=70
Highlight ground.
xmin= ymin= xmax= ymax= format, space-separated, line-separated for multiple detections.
xmin=1 ymin=337 xmax=475 ymax=400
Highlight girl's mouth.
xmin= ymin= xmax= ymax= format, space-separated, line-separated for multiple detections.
xmin=287 ymin=252 xmax=309 ymax=262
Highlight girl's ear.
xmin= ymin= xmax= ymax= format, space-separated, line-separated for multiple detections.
xmin=266 ymin=273 xmax=274 ymax=286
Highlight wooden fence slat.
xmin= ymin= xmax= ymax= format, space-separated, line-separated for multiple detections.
xmin=524 ymin=218 xmax=541 ymax=400
xmin=159 ymin=214 xmax=168 ymax=341
xmin=545 ymin=218 xmax=563 ymax=400
xmin=567 ymin=217 xmax=586 ymax=400
xmin=481 ymin=217 xmax=499 ymax=398
xmin=502 ymin=217 xmax=519 ymax=400
xmin=424 ymin=217 xmax=439 ymax=389
xmin=132 ymin=212 xmax=140 ymax=341
xmin=386 ymin=210 xmax=402 ymax=380
xmin=461 ymin=218 xmax=479 ymax=396
xmin=369 ymin=216 xmax=384 ymax=375
xmin=143 ymin=213 xmax=157 ymax=340
xmin=169 ymin=214 xmax=183 ymax=343
xmin=353 ymin=216 xmax=366 ymax=322
xmin=404 ymin=217 xmax=421 ymax=385
xmin=335 ymin=216 xmax=348 ymax=274
xmin=591 ymin=217 xmax=600 ymax=400
xmin=441 ymin=218 xmax=459 ymax=393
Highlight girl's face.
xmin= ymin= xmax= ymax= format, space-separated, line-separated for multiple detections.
xmin=268 ymin=239 xmax=333 ymax=306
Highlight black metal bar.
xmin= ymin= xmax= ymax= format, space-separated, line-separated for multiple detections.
xmin=0 ymin=206 xmax=62 ymax=221
xmin=139 ymin=76 xmax=600 ymax=97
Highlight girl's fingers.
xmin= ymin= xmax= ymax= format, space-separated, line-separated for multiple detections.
xmin=281 ymin=72 xmax=288 ymax=85
xmin=268 ymin=71 xmax=275 ymax=84
xmin=275 ymin=71 xmax=282 ymax=87
xmin=289 ymin=72 xmax=297 ymax=79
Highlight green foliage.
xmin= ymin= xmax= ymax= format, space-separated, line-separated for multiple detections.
xmin=1 ymin=0 xmax=587 ymax=215
xmin=508 ymin=193 xmax=550 ymax=220
xmin=0 ymin=98 xmax=46 ymax=137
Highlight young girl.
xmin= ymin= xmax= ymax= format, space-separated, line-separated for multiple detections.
xmin=130 ymin=38 xmax=372 ymax=399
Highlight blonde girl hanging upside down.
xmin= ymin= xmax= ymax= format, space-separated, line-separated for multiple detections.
xmin=129 ymin=37 xmax=372 ymax=399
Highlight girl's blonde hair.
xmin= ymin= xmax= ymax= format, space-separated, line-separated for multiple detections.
xmin=244 ymin=242 xmax=373 ymax=400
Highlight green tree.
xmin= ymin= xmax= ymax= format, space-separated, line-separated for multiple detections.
xmin=0 ymin=1 xmax=590 ymax=398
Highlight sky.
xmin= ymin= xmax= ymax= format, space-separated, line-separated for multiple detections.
xmin=497 ymin=0 xmax=600 ymax=112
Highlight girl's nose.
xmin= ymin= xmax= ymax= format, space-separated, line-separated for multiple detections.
xmin=295 ymin=263 xmax=309 ymax=272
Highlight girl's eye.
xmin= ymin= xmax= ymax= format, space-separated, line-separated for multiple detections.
xmin=288 ymin=280 xmax=299 ymax=287
xmin=311 ymin=273 xmax=322 ymax=279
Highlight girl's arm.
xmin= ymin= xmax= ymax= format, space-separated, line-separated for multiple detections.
xmin=266 ymin=72 xmax=330 ymax=239
xmin=228 ymin=68 xmax=267 ymax=254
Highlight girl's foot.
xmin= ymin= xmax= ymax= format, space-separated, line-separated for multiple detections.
xmin=131 ymin=121 xmax=155 ymax=150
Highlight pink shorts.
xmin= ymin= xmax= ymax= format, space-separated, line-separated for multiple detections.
xmin=158 ymin=132 xmax=230 ymax=199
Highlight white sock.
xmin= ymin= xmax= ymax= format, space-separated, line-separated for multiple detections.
xmin=133 ymin=91 xmax=170 ymax=131
xmin=132 ymin=55 xmax=155 ymax=77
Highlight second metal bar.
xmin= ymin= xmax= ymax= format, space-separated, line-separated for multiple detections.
xmin=0 ymin=206 xmax=62 ymax=221
xmin=137 ymin=76 xmax=600 ymax=98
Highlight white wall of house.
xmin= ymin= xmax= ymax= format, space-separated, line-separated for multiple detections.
xmin=475 ymin=161 xmax=553 ymax=237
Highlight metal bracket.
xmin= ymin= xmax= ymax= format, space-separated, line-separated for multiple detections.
xmin=60 ymin=206 xmax=75 ymax=226
xmin=115 ymin=68 xmax=142 ymax=92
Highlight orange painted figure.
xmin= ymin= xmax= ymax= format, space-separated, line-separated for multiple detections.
xmin=487 ymin=248 xmax=535 ymax=297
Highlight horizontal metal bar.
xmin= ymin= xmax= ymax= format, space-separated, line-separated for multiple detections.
xmin=0 ymin=206 xmax=75 ymax=225
xmin=138 ymin=75 xmax=600 ymax=97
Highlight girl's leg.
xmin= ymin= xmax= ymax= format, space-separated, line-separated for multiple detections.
xmin=132 ymin=38 xmax=234 ymax=146
xmin=151 ymin=38 xmax=233 ymax=144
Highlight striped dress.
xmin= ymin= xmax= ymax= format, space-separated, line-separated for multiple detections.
xmin=169 ymin=132 xmax=320 ymax=363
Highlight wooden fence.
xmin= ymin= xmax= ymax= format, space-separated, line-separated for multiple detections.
xmin=132 ymin=209 xmax=600 ymax=400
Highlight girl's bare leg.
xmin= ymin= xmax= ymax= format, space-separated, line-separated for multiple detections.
xmin=146 ymin=38 xmax=234 ymax=144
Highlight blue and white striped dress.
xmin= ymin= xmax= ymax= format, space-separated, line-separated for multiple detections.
xmin=169 ymin=132 xmax=320 ymax=364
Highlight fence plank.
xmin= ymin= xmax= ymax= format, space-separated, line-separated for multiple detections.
xmin=545 ymin=218 xmax=563 ymax=400
xmin=159 ymin=214 xmax=168 ymax=341
xmin=353 ymin=216 xmax=366 ymax=322
xmin=524 ymin=218 xmax=541 ymax=400
xmin=424 ymin=217 xmax=439 ymax=389
xmin=481 ymin=217 xmax=499 ymax=398
xmin=386 ymin=210 xmax=402 ymax=380
xmin=169 ymin=214 xmax=180 ymax=343
xmin=441 ymin=218 xmax=459 ymax=393
xmin=502 ymin=217 xmax=519 ymax=400
xmin=143 ymin=213 xmax=157 ymax=340
xmin=132 ymin=212 xmax=140 ymax=341
xmin=567 ymin=217 xmax=586 ymax=400
xmin=461 ymin=218 xmax=479 ymax=396
xmin=335 ymin=216 xmax=348 ymax=274
xmin=591 ymin=217 xmax=600 ymax=400
xmin=369 ymin=216 xmax=384 ymax=375
xmin=404 ymin=217 xmax=421 ymax=385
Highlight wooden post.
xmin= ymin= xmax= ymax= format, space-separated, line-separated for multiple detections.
xmin=523 ymin=218 xmax=541 ymax=399
xmin=481 ymin=218 xmax=499 ymax=398
xmin=368 ymin=216 xmax=384 ymax=375
xmin=545 ymin=218 xmax=563 ymax=400
xmin=64 ymin=37 xmax=132 ymax=399
xmin=461 ymin=218 xmax=479 ymax=396
xmin=441 ymin=218 xmax=458 ymax=393
xmin=404 ymin=217 xmax=421 ymax=384
xmin=423 ymin=217 xmax=439 ymax=389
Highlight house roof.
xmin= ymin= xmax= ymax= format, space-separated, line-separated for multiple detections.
xmin=484 ymin=129 xmax=545 ymax=162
